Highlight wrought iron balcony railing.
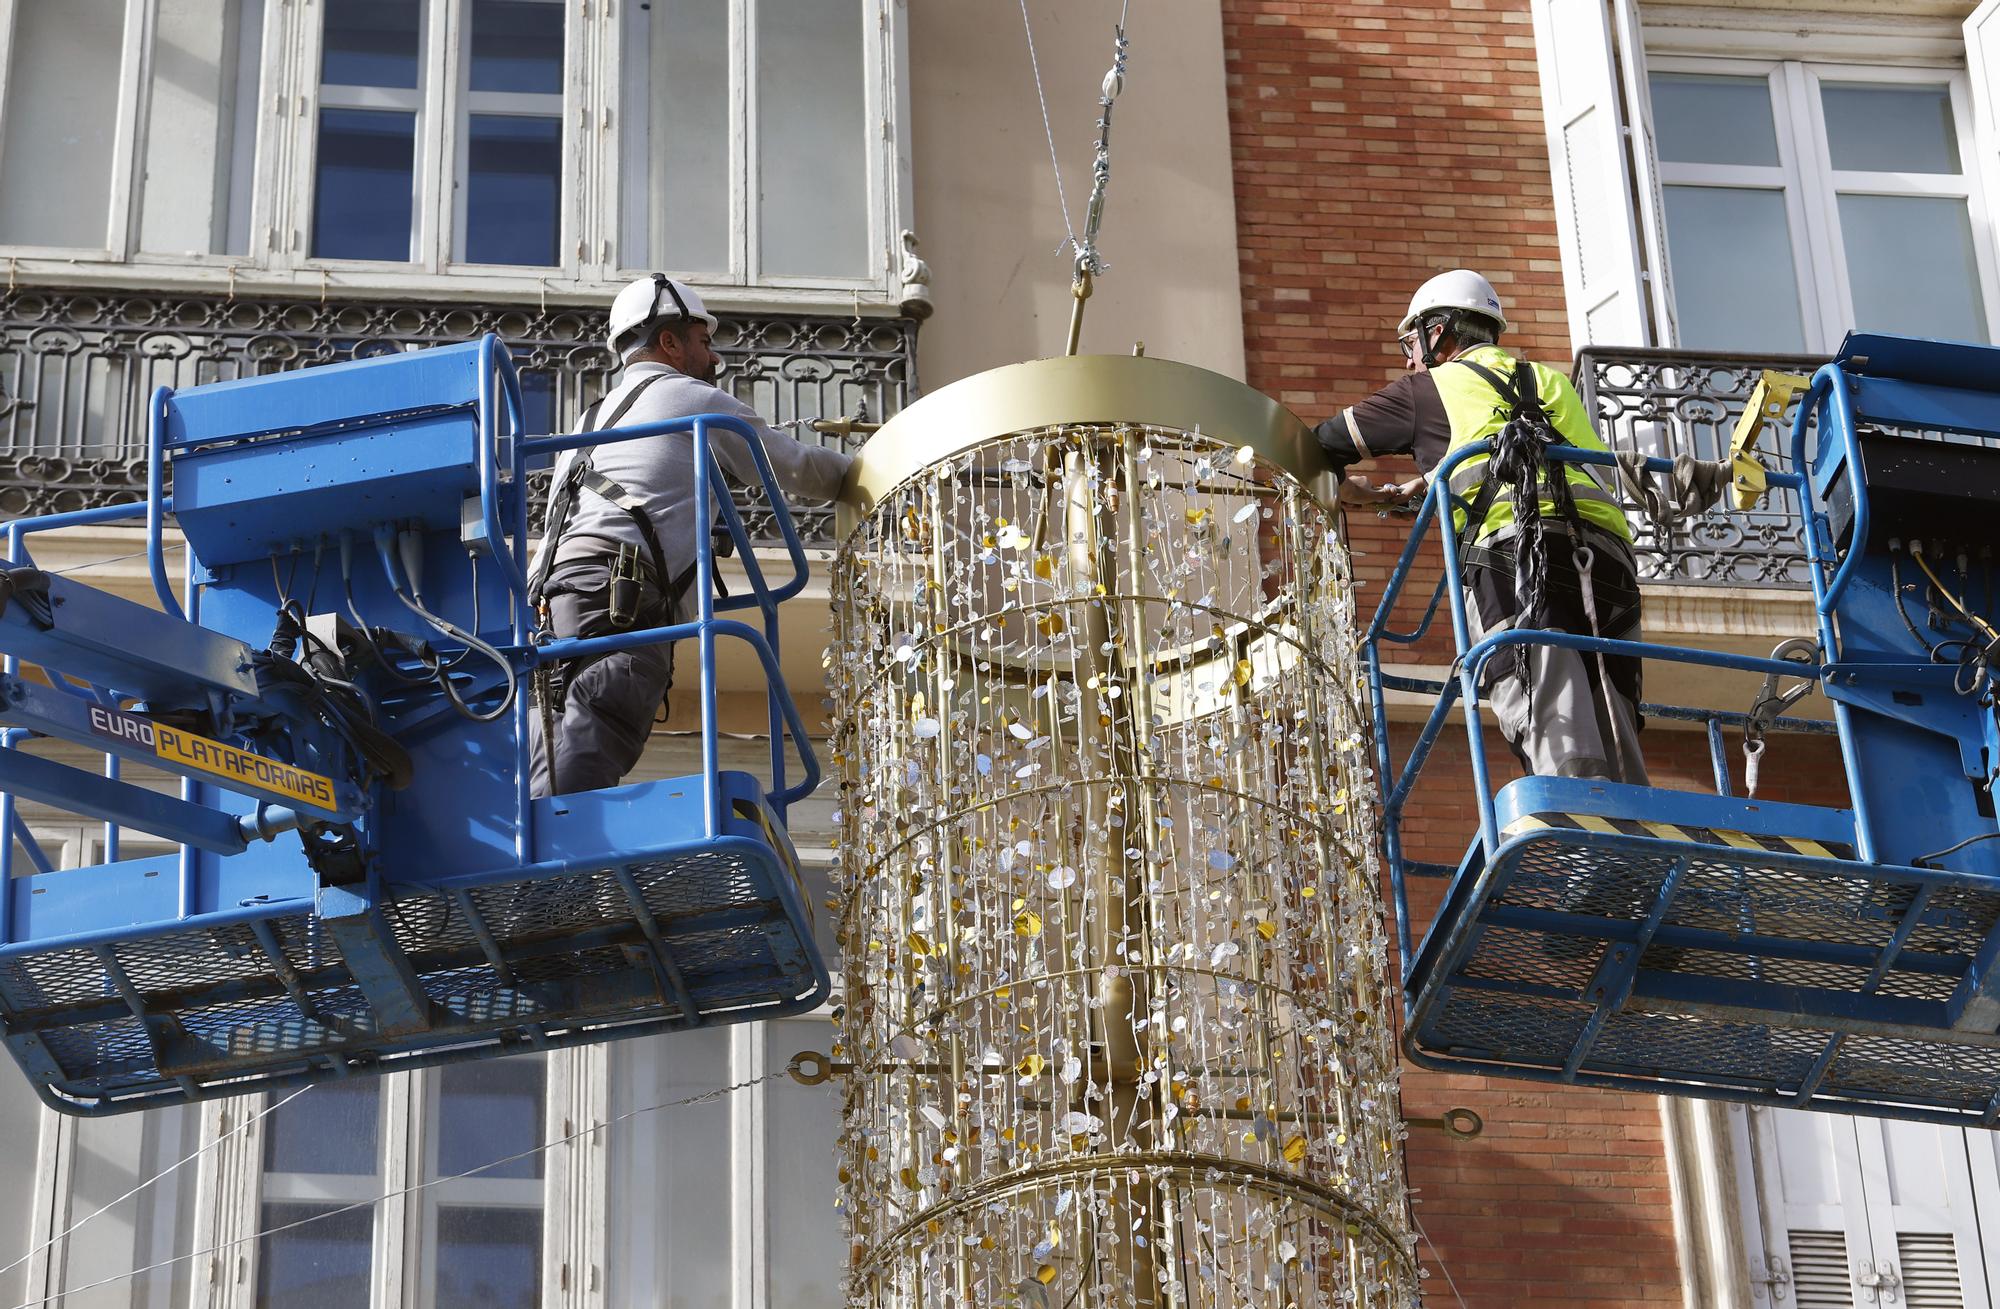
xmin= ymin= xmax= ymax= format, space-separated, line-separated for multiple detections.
xmin=0 ymin=287 xmax=917 ymax=546
xmin=1575 ymin=347 xmax=1827 ymax=589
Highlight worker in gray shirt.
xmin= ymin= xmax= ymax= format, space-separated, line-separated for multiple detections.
xmin=528 ymin=274 xmax=853 ymax=796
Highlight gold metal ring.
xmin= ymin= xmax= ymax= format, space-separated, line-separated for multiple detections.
xmin=836 ymin=353 xmax=1327 ymax=535
xmin=1442 ymin=1107 xmax=1484 ymax=1139
xmin=787 ymin=1050 xmax=832 ymax=1086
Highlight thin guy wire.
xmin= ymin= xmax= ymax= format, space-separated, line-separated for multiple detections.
xmin=1413 ymin=1213 xmax=1472 ymax=1309
xmin=0 ymin=1084 xmax=314 ymax=1283
xmin=1017 ymin=0 xmax=1077 ymax=253
xmin=12 ymin=1068 xmax=792 ymax=1309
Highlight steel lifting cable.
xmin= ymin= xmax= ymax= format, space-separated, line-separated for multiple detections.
xmin=1015 ymin=0 xmax=1134 ymax=355
xmin=1017 ymin=0 xmax=1077 ymax=255
xmin=11 ymin=1069 xmax=795 ymax=1309
xmin=1065 ymin=3 xmax=1133 ymax=355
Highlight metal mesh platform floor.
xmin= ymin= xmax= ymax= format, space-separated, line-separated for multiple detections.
xmin=0 ymin=817 xmax=828 ymax=1114
xmin=1405 ymin=802 xmax=2000 ymax=1125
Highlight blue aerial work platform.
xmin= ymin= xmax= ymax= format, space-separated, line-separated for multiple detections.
xmin=1367 ymin=332 xmax=2000 ymax=1126
xmin=0 ymin=337 xmax=829 ymax=1115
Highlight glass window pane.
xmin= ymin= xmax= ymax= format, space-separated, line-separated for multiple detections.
xmin=464 ymin=115 xmax=562 ymax=267
xmin=519 ymin=371 xmax=556 ymax=439
xmin=757 ymin=0 xmax=870 ymax=278
xmin=313 ymin=108 xmax=417 ymax=261
xmin=1649 ymin=72 xmax=1780 ymax=167
xmin=0 ymin=1073 xmax=40 ymax=1308
xmin=1839 ymin=193 xmax=1986 ymax=342
xmin=256 ymin=1202 xmax=374 ymax=1309
xmin=1822 ymin=82 xmax=1960 ymax=175
xmin=266 ymin=1078 xmax=381 ymax=1175
xmin=471 ymin=0 xmax=564 ymax=95
xmin=621 ymin=0 xmax=730 ymax=274
xmin=1662 ymin=185 xmax=1807 ymax=353
xmin=0 ymin=0 xmax=127 ymax=249
xmin=766 ymin=1022 xmax=843 ymax=1307
xmin=322 ymin=0 xmax=420 ymax=88
xmin=435 ymin=1055 xmax=546 ymax=1180
xmin=140 ymin=0 xmax=264 ymax=257
xmin=436 ymin=1207 xmax=542 ymax=1309
xmin=62 ymin=1106 xmax=201 ymax=1309
xmin=607 ymin=1030 xmax=732 ymax=1309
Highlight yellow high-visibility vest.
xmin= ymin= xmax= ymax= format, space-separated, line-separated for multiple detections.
xmin=1431 ymin=344 xmax=1632 ymax=544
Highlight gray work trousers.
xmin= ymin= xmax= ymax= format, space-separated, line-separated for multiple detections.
xmin=529 ymin=562 xmax=676 ymax=798
xmin=1465 ymin=527 xmax=1649 ymax=786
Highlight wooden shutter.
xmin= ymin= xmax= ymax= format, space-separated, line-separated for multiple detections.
xmin=1748 ymin=1110 xmax=1989 ymax=1308
xmin=1745 ymin=1107 xmax=1875 ymax=1308
xmin=1850 ymin=1119 xmax=1985 ymax=1308
xmin=1528 ymin=0 xmax=1655 ymax=348
xmin=1967 ymin=0 xmax=2000 ymax=301
xmin=1606 ymin=0 xmax=1677 ymax=346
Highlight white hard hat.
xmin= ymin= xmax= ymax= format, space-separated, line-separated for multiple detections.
xmin=1398 ymin=269 xmax=1508 ymax=335
xmin=607 ymin=274 xmax=718 ymax=355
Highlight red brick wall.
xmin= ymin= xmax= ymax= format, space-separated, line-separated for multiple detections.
xmin=1218 ymin=3 xmax=1846 ymax=1305
xmin=1224 ymin=0 xmax=1575 ymax=664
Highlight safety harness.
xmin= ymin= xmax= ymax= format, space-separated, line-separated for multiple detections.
xmin=1452 ymin=356 xmax=1639 ymax=782
xmin=1452 ymin=357 xmax=1582 ymax=648
xmin=529 ymin=374 xmax=735 ymax=754
xmin=530 ymin=374 xmax=675 ymax=615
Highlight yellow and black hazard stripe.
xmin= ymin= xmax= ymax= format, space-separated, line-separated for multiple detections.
xmin=1502 ymin=811 xmax=1855 ymax=862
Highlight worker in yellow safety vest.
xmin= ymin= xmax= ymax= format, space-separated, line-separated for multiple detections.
xmin=1316 ymin=270 xmax=1648 ymax=784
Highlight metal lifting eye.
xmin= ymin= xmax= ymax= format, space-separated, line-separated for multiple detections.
xmin=787 ymin=1049 xmax=834 ymax=1086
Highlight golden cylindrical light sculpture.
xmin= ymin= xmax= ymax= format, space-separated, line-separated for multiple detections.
xmin=828 ymin=356 xmax=1415 ymax=1307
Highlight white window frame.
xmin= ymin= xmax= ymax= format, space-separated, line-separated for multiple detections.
xmin=0 ymin=0 xmax=913 ymax=312
xmin=603 ymin=0 xmax=897 ymax=296
xmin=407 ymin=1062 xmax=552 ymax=1305
xmin=8 ymin=1017 xmax=848 ymax=1309
xmin=0 ymin=0 xmax=287 ymax=269
xmin=1652 ymin=56 xmax=2000 ymax=351
xmin=251 ymin=1073 xmax=415 ymax=1305
xmin=213 ymin=1056 xmax=571 ymax=1309
xmin=581 ymin=1003 xmax=843 ymax=1309
xmin=609 ymin=0 xmax=746 ymax=287
xmin=444 ymin=0 xmax=577 ymax=275
xmin=1647 ymin=55 xmax=1829 ymax=353
xmin=0 ymin=0 xmax=148 ymax=262
xmin=293 ymin=0 xmax=444 ymax=275
xmin=1798 ymin=62 xmax=1999 ymax=347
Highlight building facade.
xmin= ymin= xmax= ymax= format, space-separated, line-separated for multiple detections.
xmin=0 ymin=0 xmax=1993 ymax=1307
xmin=1226 ymin=2 xmax=2000 ymax=1306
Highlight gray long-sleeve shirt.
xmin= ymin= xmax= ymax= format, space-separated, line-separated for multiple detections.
xmin=532 ymin=362 xmax=853 ymax=593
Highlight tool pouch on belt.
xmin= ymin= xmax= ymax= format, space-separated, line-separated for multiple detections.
xmin=608 ymin=544 xmax=644 ymax=629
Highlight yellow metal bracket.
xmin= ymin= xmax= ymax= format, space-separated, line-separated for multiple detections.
xmin=1728 ymin=370 xmax=1810 ymax=510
